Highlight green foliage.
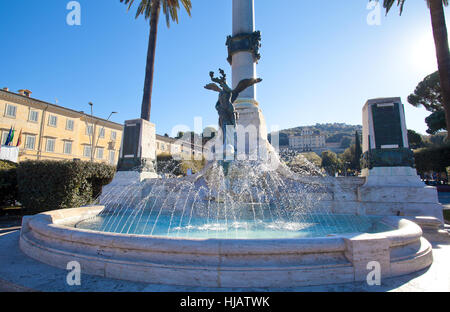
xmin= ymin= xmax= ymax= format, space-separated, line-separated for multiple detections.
xmin=414 ymin=144 xmax=450 ymax=174
xmin=268 ymin=132 xmax=289 ymax=146
xmin=180 ymin=158 xmax=206 ymax=175
xmin=423 ymin=132 xmax=449 ymax=147
xmin=157 ymin=153 xmax=183 ymax=176
xmin=408 ymin=71 xmax=443 ymax=112
xmin=321 ymin=150 xmax=341 ymax=176
xmin=425 ymin=110 xmax=447 ymax=134
xmin=407 ymin=71 xmax=447 ymax=134
xmin=443 ymin=209 xmax=450 ymax=222
xmin=16 ymin=160 xmax=116 ymax=213
xmin=354 ymin=131 xmax=362 ymax=171
xmin=407 ymin=129 xmax=425 ymax=149
xmin=340 ymin=137 xmax=352 ymax=149
xmin=0 ymin=160 xmax=18 ymax=207
xmin=157 ymin=154 xmax=206 ymax=176
xmin=120 ymin=0 xmax=192 ymax=27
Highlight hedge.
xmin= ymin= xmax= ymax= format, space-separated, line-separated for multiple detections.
xmin=17 ymin=160 xmax=116 ymax=213
xmin=414 ymin=144 xmax=450 ymax=174
xmin=157 ymin=153 xmax=206 ymax=176
xmin=0 ymin=160 xmax=18 ymax=207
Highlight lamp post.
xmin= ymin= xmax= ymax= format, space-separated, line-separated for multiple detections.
xmin=93 ymin=112 xmax=117 ymax=161
xmin=87 ymin=102 xmax=117 ymax=162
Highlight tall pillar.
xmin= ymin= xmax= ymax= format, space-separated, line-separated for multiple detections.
xmin=231 ymin=0 xmax=257 ymax=103
xmin=228 ymin=0 xmax=269 ymax=159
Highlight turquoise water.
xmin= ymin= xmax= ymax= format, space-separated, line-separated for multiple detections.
xmin=75 ymin=210 xmax=391 ymax=239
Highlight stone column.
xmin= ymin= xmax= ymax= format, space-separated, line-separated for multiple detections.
xmin=228 ymin=0 xmax=270 ymax=160
xmin=232 ymin=0 xmax=257 ymax=103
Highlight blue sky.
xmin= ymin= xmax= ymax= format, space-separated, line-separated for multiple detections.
xmin=0 ymin=0 xmax=448 ymax=136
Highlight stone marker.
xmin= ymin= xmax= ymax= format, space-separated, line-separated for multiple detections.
xmin=359 ymin=97 xmax=444 ymax=222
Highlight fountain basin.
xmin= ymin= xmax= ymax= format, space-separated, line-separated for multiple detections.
xmin=19 ymin=206 xmax=433 ymax=288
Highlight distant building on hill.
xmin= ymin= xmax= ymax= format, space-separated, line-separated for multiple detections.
xmin=288 ymin=129 xmax=326 ymax=152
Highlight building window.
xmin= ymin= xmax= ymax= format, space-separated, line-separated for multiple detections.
xmin=29 ymin=110 xmax=39 ymax=122
xmin=96 ymin=147 xmax=104 ymax=159
xmin=66 ymin=119 xmax=74 ymax=131
xmin=63 ymin=141 xmax=72 ymax=155
xmin=111 ymin=131 xmax=117 ymax=140
xmin=1 ymin=131 xmax=9 ymax=145
xmin=98 ymin=128 xmax=105 ymax=139
xmin=109 ymin=150 xmax=116 ymax=164
xmin=83 ymin=146 xmax=92 ymax=158
xmin=45 ymin=138 xmax=56 ymax=152
xmin=86 ymin=125 xmax=93 ymax=136
xmin=48 ymin=115 xmax=57 ymax=127
xmin=5 ymin=104 xmax=17 ymax=118
xmin=25 ymin=135 xmax=36 ymax=150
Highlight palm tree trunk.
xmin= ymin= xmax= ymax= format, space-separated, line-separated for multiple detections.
xmin=141 ymin=0 xmax=161 ymax=121
xmin=429 ymin=0 xmax=450 ymax=138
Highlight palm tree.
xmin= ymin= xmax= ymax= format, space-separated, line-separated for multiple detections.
xmin=382 ymin=0 xmax=450 ymax=138
xmin=120 ymin=0 xmax=192 ymax=121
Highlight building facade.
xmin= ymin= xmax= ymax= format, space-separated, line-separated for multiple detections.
xmin=0 ymin=88 xmax=123 ymax=164
xmin=156 ymin=134 xmax=206 ymax=159
xmin=288 ymin=129 xmax=326 ymax=152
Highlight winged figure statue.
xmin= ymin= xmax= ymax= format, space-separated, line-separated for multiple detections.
xmin=204 ymin=69 xmax=262 ymax=133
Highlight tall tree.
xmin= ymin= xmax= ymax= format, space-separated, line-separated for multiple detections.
xmin=381 ymin=0 xmax=450 ymax=139
xmin=120 ymin=0 xmax=192 ymax=121
xmin=353 ymin=131 xmax=362 ymax=171
xmin=408 ymin=71 xmax=447 ymax=133
xmin=407 ymin=129 xmax=425 ymax=148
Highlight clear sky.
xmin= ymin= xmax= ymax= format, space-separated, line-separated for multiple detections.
xmin=1 ymin=0 xmax=448 ymax=136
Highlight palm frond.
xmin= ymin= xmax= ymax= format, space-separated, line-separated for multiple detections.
xmin=120 ymin=0 xmax=191 ymax=27
xmin=379 ymin=0 xmax=448 ymax=16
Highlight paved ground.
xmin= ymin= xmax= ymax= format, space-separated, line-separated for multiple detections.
xmin=0 ymin=230 xmax=449 ymax=292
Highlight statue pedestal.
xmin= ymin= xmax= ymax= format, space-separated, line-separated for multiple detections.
xmin=103 ymin=119 xmax=157 ymax=194
xmin=360 ymin=98 xmax=444 ymax=223
xmin=234 ymin=98 xmax=270 ymax=160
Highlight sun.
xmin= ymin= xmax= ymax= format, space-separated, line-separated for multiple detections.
xmin=410 ymin=32 xmax=438 ymax=74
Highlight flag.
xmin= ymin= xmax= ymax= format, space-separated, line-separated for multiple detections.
xmin=4 ymin=127 xmax=13 ymax=146
xmin=16 ymin=129 xmax=22 ymax=147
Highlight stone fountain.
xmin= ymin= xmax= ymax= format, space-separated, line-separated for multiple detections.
xmin=18 ymin=0 xmax=447 ymax=288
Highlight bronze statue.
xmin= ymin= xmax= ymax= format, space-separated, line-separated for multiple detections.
xmin=204 ymin=69 xmax=262 ymax=133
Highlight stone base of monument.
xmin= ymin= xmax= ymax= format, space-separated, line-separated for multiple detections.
xmin=101 ymin=118 xmax=158 ymax=200
xmin=358 ymin=167 xmax=444 ymax=223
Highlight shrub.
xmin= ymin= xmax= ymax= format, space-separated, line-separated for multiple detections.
xmin=17 ymin=160 xmax=115 ymax=213
xmin=157 ymin=153 xmax=206 ymax=177
xmin=157 ymin=153 xmax=183 ymax=176
xmin=414 ymin=144 xmax=450 ymax=175
xmin=0 ymin=160 xmax=18 ymax=207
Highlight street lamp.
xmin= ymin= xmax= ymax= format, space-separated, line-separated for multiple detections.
xmin=87 ymin=102 xmax=118 ymax=162
xmin=92 ymin=110 xmax=118 ymax=162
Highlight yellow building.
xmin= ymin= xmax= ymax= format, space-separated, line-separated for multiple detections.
xmin=156 ymin=134 xmax=206 ymax=159
xmin=0 ymin=88 xmax=123 ymax=164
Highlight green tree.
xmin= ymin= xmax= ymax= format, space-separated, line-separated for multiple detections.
xmin=407 ymin=129 xmax=425 ymax=149
xmin=340 ymin=137 xmax=352 ymax=149
xmin=353 ymin=131 xmax=362 ymax=171
xmin=121 ymin=0 xmax=192 ymax=121
xmin=408 ymin=71 xmax=447 ymax=133
xmin=382 ymin=0 xmax=450 ymax=138
xmin=321 ymin=150 xmax=341 ymax=176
